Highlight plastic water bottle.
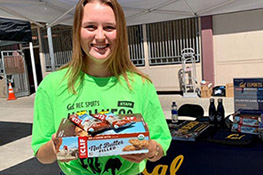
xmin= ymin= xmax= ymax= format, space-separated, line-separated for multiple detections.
xmin=171 ymin=101 xmax=178 ymax=123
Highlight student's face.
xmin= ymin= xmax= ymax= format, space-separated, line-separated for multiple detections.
xmin=80 ymin=1 xmax=117 ymax=63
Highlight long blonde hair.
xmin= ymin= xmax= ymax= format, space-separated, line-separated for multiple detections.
xmin=61 ymin=0 xmax=150 ymax=94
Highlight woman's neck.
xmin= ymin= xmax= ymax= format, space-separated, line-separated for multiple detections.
xmin=84 ymin=59 xmax=112 ymax=77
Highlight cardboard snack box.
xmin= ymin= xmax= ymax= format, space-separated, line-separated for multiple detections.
xmin=54 ymin=114 xmax=149 ymax=160
xmin=232 ymin=113 xmax=261 ymax=127
xmin=231 ymin=112 xmax=263 ymax=135
xmin=231 ymin=123 xmax=259 ymax=135
xmin=200 ymin=82 xmax=213 ymax=98
xmin=226 ymin=83 xmax=234 ymax=97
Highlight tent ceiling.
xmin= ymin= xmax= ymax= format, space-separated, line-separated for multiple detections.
xmin=0 ymin=0 xmax=262 ymax=27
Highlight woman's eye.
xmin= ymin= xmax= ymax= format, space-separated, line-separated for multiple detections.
xmin=104 ymin=26 xmax=116 ymax=31
xmin=85 ymin=25 xmax=96 ymax=30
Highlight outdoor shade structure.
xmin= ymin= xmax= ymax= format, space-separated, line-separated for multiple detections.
xmin=0 ymin=0 xmax=262 ymax=27
xmin=0 ymin=0 xmax=262 ymax=74
xmin=0 ymin=17 xmax=38 ymax=92
xmin=0 ymin=17 xmax=32 ymax=46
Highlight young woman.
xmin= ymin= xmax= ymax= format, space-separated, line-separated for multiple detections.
xmin=32 ymin=0 xmax=171 ymax=174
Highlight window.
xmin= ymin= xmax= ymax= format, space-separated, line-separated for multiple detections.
xmin=127 ymin=25 xmax=145 ymax=66
xmin=146 ymin=17 xmax=200 ymax=66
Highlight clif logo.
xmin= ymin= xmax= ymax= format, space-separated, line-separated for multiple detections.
xmin=78 ymin=137 xmax=88 ymax=158
xmin=70 ymin=114 xmax=82 ymax=125
xmin=71 ymin=117 xmax=82 ymax=125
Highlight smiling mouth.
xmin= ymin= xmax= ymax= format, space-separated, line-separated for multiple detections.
xmin=91 ymin=43 xmax=110 ymax=49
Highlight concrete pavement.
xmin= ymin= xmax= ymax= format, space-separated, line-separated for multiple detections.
xmin=0 ymin=94 xmax=60 ymax=175
xmin=0 ymin=94 xmax=35 ymax=172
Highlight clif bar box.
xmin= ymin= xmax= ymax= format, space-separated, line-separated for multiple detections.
xmin=233 ymin=113 xmax=262 ymax=127
xmin=54 ymin=114 xmax=149 ymax=160
xmin=231 ymin=123 xmax=259 ymax=135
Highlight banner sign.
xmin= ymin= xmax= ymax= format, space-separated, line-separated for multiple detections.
xmin=234 ymin=78 xmax=263 ymax=112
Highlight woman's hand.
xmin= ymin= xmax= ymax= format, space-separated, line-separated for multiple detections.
xmin=120 ymin=153 xmax=148 ymax=163
xmin=36 ymin=134 xmax=75 ymax=163
xmin=120 ymin=139 xmax=163 ymax=163
xmin=51 ymin=134 xmax=75 ymax=163
xmin=36 ymin=134 xmax=58 ymax=164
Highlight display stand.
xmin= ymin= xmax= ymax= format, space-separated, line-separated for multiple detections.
xmin=181 ymin=48 xmax=198 ymax=98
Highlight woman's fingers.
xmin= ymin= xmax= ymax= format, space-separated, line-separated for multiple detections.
xmin=121 ymin=153 xmax=147 ymax=163
xmin=51 ymin=133 xmax=58 ymax=155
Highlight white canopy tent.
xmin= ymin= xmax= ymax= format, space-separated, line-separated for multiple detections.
xmin=0 ymin=0 xmax=262 ymax=88
xmin=0 ymin=0 xmax=262 ymax=27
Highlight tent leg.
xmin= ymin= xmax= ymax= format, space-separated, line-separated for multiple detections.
xmin=47 ymin=26 xmax=55 ymax=72
xmin=29 ymin=42 xmax=38 ymax=92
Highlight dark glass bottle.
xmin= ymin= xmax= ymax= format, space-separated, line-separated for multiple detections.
xmin=208 ymin=98 xmax=217 ymax=126
xmin=216 ymin=98 xmax=225 ymax=128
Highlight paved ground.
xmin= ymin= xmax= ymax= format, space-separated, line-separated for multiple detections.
xmin=0 ymin=94 xmax=60 ymax=175
xmin=0 ymin=93 xmax=234 ymax=175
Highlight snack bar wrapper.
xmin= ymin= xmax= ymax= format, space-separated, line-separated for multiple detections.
xmin=68 ymin=111 xmax=110 ymax=133
xmin=92 ymin=111 xmax=135 ymax=129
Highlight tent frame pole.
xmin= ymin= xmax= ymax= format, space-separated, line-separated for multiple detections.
xmin=29 ymin=42 xmax=38 ymax=92
xmin=47 ymin=26 xmax=55 ymax=72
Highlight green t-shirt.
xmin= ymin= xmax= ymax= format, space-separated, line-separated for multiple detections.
xmin=32 ymin=68 xmax=171 ymax=175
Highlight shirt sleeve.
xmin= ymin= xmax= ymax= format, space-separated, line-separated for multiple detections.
xmin=31 ymin=78 xmax=56 ymax=155
xmin=141 ymin=81 xmax=172 ymax=155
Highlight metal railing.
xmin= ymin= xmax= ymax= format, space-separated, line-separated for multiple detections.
xmin=146 ymin=17 xmax=200 ymax=65
xmin=44 ymin=50 xmax=72 ymax=71
xmin=127 ymin=25 xmax=145 ymax=66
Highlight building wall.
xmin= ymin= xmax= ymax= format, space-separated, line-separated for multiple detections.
xmin=138 ymin=20 xmax=202 ymax=92
xmin=138 ymin=63 xmax=202 ymax=91
xmin=213 ymin=9 xmax=263 ymax=85
xmin=147 ymin=9 xmax=263 ymax=91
